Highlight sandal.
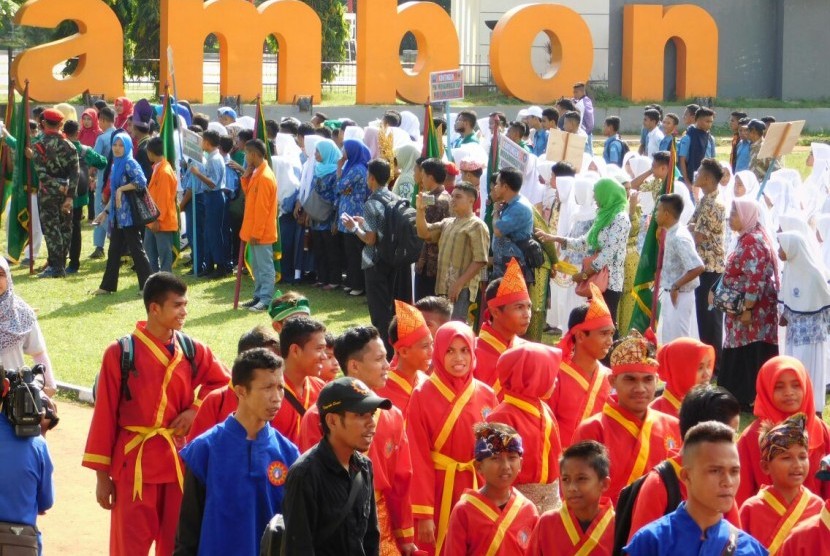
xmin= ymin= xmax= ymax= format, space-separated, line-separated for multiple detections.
xmin=91 ymin=289 xmax=113 ymax=296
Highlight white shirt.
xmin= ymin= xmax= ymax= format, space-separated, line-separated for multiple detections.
xmin=646 ymin=127 xmax=666 ymax=157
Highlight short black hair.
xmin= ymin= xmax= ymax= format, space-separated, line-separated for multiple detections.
xmin=333 ymin=326 xmax=381 ymax=375
xmin=604 ymin=116 xmax=620 ymax=132
xmin=188 ymin=124 xmax=204 ymax=134
xmin=314 ymin=127 xmax=332 ymax=139
xmin=237 ymin=129 xmax=254 ymax=143
xmin=457 ymin=110 xmax=477 ymax=128
xmin=652 ymin=151 xmax=671 ymax=166
xmin=313 ymin=111 xmax=329 ymax=122
xmin=99 ymin=107 xmax=116 ymax=123
xmin=388 ymin=317 xmax=400 ymax=346
xmin=698 ymin=158 xmax=724 ymax=184
xmin=147 ymin=137 xmax=164 ymax=157
xmin=552 ymin=161 xmax=576 ymax=178
xmin=542 ymin=107 xmax=559 ymax=122
xmin=679 ymin=385 xmax=740 ymax=438
xmin=508 ymin=121 xmax=528 ymax=137
xmin=564 ymin=110 xmax=581 ymax=124
xmin=415 ymin=296 xmax=452 ymax=318
xmin=94 ymin=99 xmax=108 ymax=111
xmin=420 ymin=158 xmax=447 ymax=184
xmin=279 ymin=316 xmax=326 ymax=358
xmin=454 ymin=181 xmax=478 ymax=201
xmin=649 ymin=104 xmax=664 ymax=118
xmin=761 ymin=116 xmax=776 ymax=126
xmin=682 ymin=421 xmax=736 ymax=459
xmin=143 ymin=272 xmax=187 ymax=311
xmin=368 ymin=158 xmax=391 ymax=185
xmin=232 ymin=347 xmax=283 ymax=391
xmin=202 ymin=130 xmax=220 ymax=147
xmin=245 ymin=139 xmax=267 ymax=158
xmin=265 ymin=119 xmax=279 ymax=139
xmin=664 ymin=113 xmax=680 ymax=125
xmin=433 ymin=117 xmax=447 ymax=133
xmin=644 ymin=109 xmax=661 ymax=123
xmin=556 ymin=98 xmax=576 ymax=112
xmin=218 ymin=136 xmax=234 ymax=154
xmin=324 ymin=332 xmax=336 ymax=348
xmin=383 ymin=110 xmax=402 ymax=127
xmin=62 ymin=120 xmax=79 ymax=136
xmin=192 ymin=114 xmax=210 ymax=131
xmin=684 ymin=104 xmax=699 ymax=116
xmin=695 ymin=107 xmax=715 ymax=120
xmin=489 ymin=111 xmax=507 ymax=127
xmin=658 ymin=193 xmax=684 ymax=219
xmin=497 ymin=167 xmax=523 ymax=192
xmin=730 ymin=111 xmax=748 ymax=120
xmin=32 ymin=106 xmax=45 ymax=118
xmin=298 ymin=123 xmax=315 ymax=137
xmin=568 ymin=304 xmax=589 ymax=330
xmin=237 ymin=324 xmax=281 ymax=354
xmin=485 ymin=278 xmax=502 ymax=307
xmin=560 ymin=440 xmax=610 ymax=479
xmin=279 ymin=120 xmax=299 ymax=136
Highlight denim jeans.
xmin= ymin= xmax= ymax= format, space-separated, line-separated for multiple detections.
xmin=144 ymin=229 xmax=175 ymax=273
xmin=249 ymin=242 xmax=276 ymax=304
xmin=93 ymin=190 xmax=108 ymax=249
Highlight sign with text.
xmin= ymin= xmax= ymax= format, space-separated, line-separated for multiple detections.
xmin=498 ymin=135 xmax=529 ymax=174
xmin=429 ymin=69 xmax=464 ymax=102
xmin=545 ymin=128 xmax=586 ymax=169
xmin=182 ymin=128 xmax=204 ymax=163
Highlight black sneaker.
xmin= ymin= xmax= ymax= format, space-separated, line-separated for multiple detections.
xmin=66 ymin=264 xmax=80 ymax=274
xmin=89 ymin=247 xmax=105 ymax=259
xmin=240 ymin=299 xmax=258 ymax=308
xmin=38 ymin=267 xmax=66 ymax=278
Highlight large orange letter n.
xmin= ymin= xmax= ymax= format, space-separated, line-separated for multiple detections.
xmin=490 ymin=4 xmax=593 ymax=104
xmin=160 ymin=0 xmax=321 ymax=103
xmin=11 ymin=0 xmax=123 ymax=102
xmin=622 ymin=5 xmax=718 ymax=101
xmin=356 ymin=0 xmax=459 ymax=104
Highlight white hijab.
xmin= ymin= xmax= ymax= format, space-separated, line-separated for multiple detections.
xmin=628 ymin=155 xmax=652 ymax=180
xmin=718 ymin=161 xmax=734 ymax=209
xmin=734 ymin=170 xmax=760 ymax=199
xmin=555 ymin=176 xmax=576 ymax=236
xmin=816 ymin=214 xmax=830 ymax=270
xmin=273 ymin=155 xmax=301 ymax=207
xmin=779 ymin=213 xmax=821 ymax=258
xmin=573 ymin=173 xmax=598 ymax=222
xmin=400 ymin=111 xmax=421 ymax=142
xmin=777 ymin=230 xmax=830 ymax=314
xmin=299 ymin=135 xmax=322 ymax=203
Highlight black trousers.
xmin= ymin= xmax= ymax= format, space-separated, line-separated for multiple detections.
xmin=365 ymin=260 xmax=410 ymax=355
xmin=414 ymin=272 xmax=436 ymax=301
xmin=69 ymin=206 xmax=83 ymax=267
xmin=343 ymin=233 xmax=365 ymax=291
xmin=603 ymin=289 xmax=622 ymax=336
xmin=696 ymin=271 xmax=724 ymax=375
xmin=99 ymin=225 xmax=152 ymax=292
xmin=311 ymin=229 xmax=344 ymax=285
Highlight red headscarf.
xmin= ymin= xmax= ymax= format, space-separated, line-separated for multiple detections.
xmin=656 ymin=338 xmax=714 ymax=401
xmin=431 ymin=321 xmax=477 ymax=394
xmin=498 ymin=343 xmax=561 ymax=401
xmin=78 ymin=108 xmax=102 ymax=147
xmin=114 ymin=97 xmax=134 ymax=129
xmin=754 ymin=355 xmax=822 ymax=450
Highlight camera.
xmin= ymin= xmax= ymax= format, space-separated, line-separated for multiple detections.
xmin=1 ymin=364 xmax=58 ymax=437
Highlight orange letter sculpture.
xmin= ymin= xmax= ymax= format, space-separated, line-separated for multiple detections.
xmin=490 ymin=4 xmax=593 ymax=104
xmin=11 ymin=0 xmax=124 ymax=102
xmin=160 ymin=0 xmax=321 ymax=103
xmin=356 ymin=0 xmax=459 ymax=104
xmin=622 ymin=4 xmax=718 ymax=101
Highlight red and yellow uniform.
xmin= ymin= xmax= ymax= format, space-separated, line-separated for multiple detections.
xmin=378 ymin=301 xmax=431 ymax=415
xmin=650 ymin=338 xmax=714 ymax=419
xmin=187 ymin=383 xmax=290 ymax=443
xmin=82 ymin=323 xmax=229 ymax=556
xmin=408 ymin=322 xmax=497 ymax=555
xmin=377 ymin=368 xmax=427 ymax=415
xmin=740 ymin=486 xmax=823 ymax=555
xmin=486 ymin=343 xmax=562 ymax=513
xmin=445 ymin=489 xmax=539 ymax=555
xmin=298 ymin=403 xmax=415 ymax=554
xmin=551 ymin=283 xmax=614 ymax=447
xmin=736 ymin=357 xmax=830 ymax=505
xmin=527 ymin=498 xmax=615 ymax=556
xmin=779 ymin=500 xmax=830 ymax=556
xmin=272 ymin=375 xmax=325 ymax=446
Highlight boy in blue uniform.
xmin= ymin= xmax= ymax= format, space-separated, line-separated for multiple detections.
xmin=174 ymin=348 xmax=300 ymax=556
xmin=625 ymin=421 xmax=767 ymax=556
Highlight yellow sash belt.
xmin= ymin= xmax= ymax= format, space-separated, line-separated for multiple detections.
xmin=431 ymin=451 xmax=479 ymax=555
xmin=123 ymin=426 xmax=184 ymax=500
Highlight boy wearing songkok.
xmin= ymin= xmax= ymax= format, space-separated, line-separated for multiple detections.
xmin=267 ymin=290 xmax=311 ymax=332
xmin=486 ymin=343 xmax=563 ymax=513
xmin=550 ymin=284 xmax=614 ymax=447
xmin=779 ymin=459 xmax=830 ymax=556
xmin=528 ymin=440 xmax=615 ymax=556
xmin=378 ymin=300 xmax=432 ymax=413
xmin=445 ymin=423 xmax=539 ymax=555
xmin=573 ymin=329 xmax=681 ymax=503
xmin=740 ymin=414 xmax=823 ymax=555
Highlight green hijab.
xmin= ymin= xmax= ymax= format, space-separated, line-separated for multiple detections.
xmin=586 ymin=178 xmax=628 ymax=250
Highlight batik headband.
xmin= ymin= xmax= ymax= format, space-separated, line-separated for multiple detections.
xmin=759 ymin=413 xmax=808 ymax=463
xmin=474 ymin=424 xmax=524 ymax=461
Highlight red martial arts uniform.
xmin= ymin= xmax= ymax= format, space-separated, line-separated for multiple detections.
xmin=444 ymin=489 xmax=539 ymax=556
xmin=408 ymin=322 xmax=497 ymax=556
xmin=298 ymin=403 xmax=416 ymax=553
xmin=527 ymin=498 xmax=615 ymax=556
xmin=573 ymin=400 xmax=681 ymax=504
xmin=650 ymin=338 xmax=714 ymax=419
xmin=376 ymin=368 xmax=428 ymax=415
xmin=82 ymin=323 xmax=229 ymax=556
xmin=628 ymin=455 xmax=741 ymax=542
xmin=778 ymin=500 xmax=830 ymax=556
xmin=272 ymin=374 xmax=325 ymax=446
xmin=474 ymin=322 xmax=524 ymax=396
xmin=739 ymin=486 xmax=823 ymax=555
xmin=550 ymin=359 xmax=611 ymax=448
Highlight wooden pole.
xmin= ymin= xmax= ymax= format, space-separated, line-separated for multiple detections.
xmin=233 ymin=241 xmax=247 ymax=309
xmin=23 ymin=80 xmax=33 ymax=274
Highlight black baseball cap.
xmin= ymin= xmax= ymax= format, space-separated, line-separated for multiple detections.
xmin=317 ymin=377 xmax=392 ymax=415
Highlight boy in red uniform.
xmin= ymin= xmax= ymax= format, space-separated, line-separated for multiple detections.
xmin=475 ymin=258 xmax=531 ymax=396
xmin=445 ymin=423 xmax=539 ymax=555
xmin=273 ymin=316 xmax=328 ymax=445
xmin=650 ymin=338 xmax=714 ymax=418
xmin=486 ymin=343 xmax=563 ymax=513
xmin=740 ymin=414 xmax=824 ymax=555
xmin=550 ymin=284 xmax=614 ymax=447
xmin=83 ymin=272 xmax=230 ymax=556
xmin=297 ymin=326 xmax=416 ymax=555
xmin=528 ymin=440 xmax=615 ymax=556
xmin=779 ymin=500 xmax=830 ymax=556
xmin=408 ymin=322 xmax=497 ymax=555
xmin=378 ymin=300 xmax=433 ymax=414
xmin=573 ymin=330 xmax=682 ymax=503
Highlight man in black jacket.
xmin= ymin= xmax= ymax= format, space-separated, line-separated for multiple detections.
xmin=281 ymin=377 xmax=391 ymax=555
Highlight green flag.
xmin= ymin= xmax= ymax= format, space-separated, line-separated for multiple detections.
xmin=484 ymin=130 xmax=499 ymax=234
xmin=6 ymin=83 xmax=30 ymax=263
xmin=159 ymin=92 xmax=182 ymax=264
xmin=0 ymin=86 xmax=15 ymax=224
xmin=421 ymin=103 xmax=441 ymax=160
xmin=627 ymin=138 xmax=677 ymax=333
xmin=244 ymin=96 xmax=282 ymax=281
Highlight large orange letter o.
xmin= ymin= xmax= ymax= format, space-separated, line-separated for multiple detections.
xmin=490 ymin=4 xmax=593 ymax=104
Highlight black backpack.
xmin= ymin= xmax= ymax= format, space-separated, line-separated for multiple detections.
xmin=612 ymin=460 xmax=681 ymax=556
xmin=376 ymin=196 xmax=424 ymax=267
xmin=117 ymin=332 xmax=198 ymax=401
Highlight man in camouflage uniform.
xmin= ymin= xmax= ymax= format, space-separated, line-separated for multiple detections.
xmin=747 ymin=118 xmax=780 ymax=183
xmin=33 ymin=108 xmax=79 ymax=278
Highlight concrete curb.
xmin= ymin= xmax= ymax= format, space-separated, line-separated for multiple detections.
xmin=56 ymin=380 xmax=94 ymax=405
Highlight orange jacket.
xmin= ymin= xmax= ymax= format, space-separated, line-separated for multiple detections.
xmin=240 ymin=161 xmax=278 ymax=244
xmin=147 ymin=159 xmax=179 ymax=232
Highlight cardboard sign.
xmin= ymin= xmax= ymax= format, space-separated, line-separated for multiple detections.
xmin=429 ymin=69 xmax=464 ymax=102
xmin=545 ymin=128 xmax=586 ymax=169
xmin=181 ymin=128 xmax=204 ymax=162
xmin=758 ymin=120 xmax=806 ymax=160
xmin=498 ymin=134 xmax=529 ymax=174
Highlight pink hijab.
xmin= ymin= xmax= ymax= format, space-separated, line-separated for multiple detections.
xmin=732 ymin=197 xmax=760 ymax=233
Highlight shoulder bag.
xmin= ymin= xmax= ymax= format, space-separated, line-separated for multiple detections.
xmin=575 ymin=254 xmax=609 ymax=297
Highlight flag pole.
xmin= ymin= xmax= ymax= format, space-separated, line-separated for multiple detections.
xmin=233 ymin=241 xmax=246 ymax=310
xmin=23 ymin=80 xmax=33 ymax=274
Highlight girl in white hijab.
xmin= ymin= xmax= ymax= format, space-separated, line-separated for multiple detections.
xmin=298 ymin=135 xmax=322 ymax=204
xmin=804 ymin=143 xmax=830 ymax=217
xmin=400 ymin=111 xmax=421 ymax=142
xmin=777 ymin=230 xmax=830 ymax=409
xmin=393 ymin=143 xmax=420 ymax=203
xmin=817 ymin=214 xmax=830 ymax=270
xmin=779 ymin=213 xmax=822 ymax=258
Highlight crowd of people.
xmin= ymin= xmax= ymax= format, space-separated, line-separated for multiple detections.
xmin=1 ymin=81 xmax=830 ymax=556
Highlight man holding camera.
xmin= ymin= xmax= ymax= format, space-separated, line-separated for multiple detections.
xmin=0 ymin=367 xmax=54 ymax=555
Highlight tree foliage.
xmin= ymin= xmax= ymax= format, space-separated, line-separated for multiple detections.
xmin=301 ymin=0 xmax=348 ymax=82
